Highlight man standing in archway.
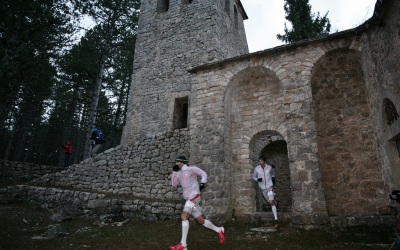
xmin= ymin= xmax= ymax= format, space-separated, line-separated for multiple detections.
xmin=253 ymin=157 xmax=278 ymax=224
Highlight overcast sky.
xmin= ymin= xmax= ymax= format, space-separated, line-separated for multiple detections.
xmin=240 ymin=0 xmax=377 ymax=52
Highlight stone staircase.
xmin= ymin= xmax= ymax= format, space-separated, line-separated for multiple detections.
xmin=233 ymin=211 xmax=291 ymax=227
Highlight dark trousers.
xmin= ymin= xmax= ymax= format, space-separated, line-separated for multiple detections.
xmin=64 ymin=153 xmax=71 ymax=167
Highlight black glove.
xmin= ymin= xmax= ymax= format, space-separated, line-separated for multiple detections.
xmin=257 ymin=178 xmax=262 ymax=182
xmin=173 ymin=165 xmax=180 ymax=172
xmin=200 ymin=183 xmax=205 ymax=191
xmin=272 ymin=177 xmax=276 ymax=185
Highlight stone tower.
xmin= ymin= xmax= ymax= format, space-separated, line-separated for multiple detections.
xmin=122 ymin=0 xmax=249 ymax=143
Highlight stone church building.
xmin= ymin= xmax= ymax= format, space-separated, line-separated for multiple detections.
xmin=3 ymin=0 xmax=399 ymax=228
xmin=120 ymin=0 xmax=400 ymax=225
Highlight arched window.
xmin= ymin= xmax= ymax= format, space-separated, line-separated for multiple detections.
xmin=383 ymin=98 xmax=399 ymax=125
xmin=158 ymin=0 xmax=170 ymax=13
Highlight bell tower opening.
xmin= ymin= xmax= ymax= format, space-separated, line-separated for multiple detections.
xmin=157 ymin=0 xmax=169 ymax=13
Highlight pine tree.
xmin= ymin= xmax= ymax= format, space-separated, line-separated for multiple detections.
xmin=0 ymin=0 xmax=139 ymax=164
xmin=277 ymin=0 xmax=331 ymax=43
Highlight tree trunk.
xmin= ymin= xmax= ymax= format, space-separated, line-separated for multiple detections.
xmin=83 ymin=54 xmax=107 ymax=159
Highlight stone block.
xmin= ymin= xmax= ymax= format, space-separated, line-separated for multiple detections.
xmin=347 ymin=216 xmax=366 ymax=227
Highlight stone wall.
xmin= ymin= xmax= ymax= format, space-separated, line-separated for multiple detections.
xmin=1 ymin=128 xmax=231 ymax=223
xmin=1 ymin=185 xmax=181 ymax=221
xmin=0 ymin=128 xmax=237 ymax=224
xmin=31 ymin=129 xmax=190 ymax=201
xmin=360 ymin=0 xmax=400 ymax=191
xmin=0 ymin=160 xmax=63 ymax=181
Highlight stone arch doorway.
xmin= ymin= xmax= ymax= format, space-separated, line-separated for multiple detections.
xmin=249 ymin=131 xmax=292 ymax=212
xmin=223 ymin=65 xmax=286 ymax=217
xmin=311 ymin=48 xmax=386 ymax=216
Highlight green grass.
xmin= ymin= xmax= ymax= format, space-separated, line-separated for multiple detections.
xmin=0 ymin=202 xmax=396 ymax=250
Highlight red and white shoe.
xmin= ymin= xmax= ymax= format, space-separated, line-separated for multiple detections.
xmin=218 ymin=227 xmax=225 ymax=244
xmin=169 ymin=242 xmax=187 ymax=250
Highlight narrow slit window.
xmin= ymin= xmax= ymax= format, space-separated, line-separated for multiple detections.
xmin=234 ymin=5 xmax=238 ymax=29
xmin=173 ymin=97 xmax=189 ymax=129
xmin=158 ymin=0 xmax=170 ymax=13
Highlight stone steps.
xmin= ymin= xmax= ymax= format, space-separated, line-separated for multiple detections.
xmin=234 ymin=211 xmax=291 ymax=226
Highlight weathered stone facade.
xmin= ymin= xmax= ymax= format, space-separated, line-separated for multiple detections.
xmin=2 ymin=0 xmax=399 ymax=228
xmin=122 ymin=0 xmax=248 ymax=143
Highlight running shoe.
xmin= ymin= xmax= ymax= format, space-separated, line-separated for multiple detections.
xmin=169 ymin=242 xmax=187 ymax=250
xmin=218 ymin=227 xmax=225 ymax=244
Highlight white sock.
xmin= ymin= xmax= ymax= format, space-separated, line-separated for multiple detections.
xmin=181 ymin=220 xmax=189 ymax=246
xmin=272 ymin=205 xmax=278 ymax=220
xmin=203 ymin=219 xmax=220 ymax=233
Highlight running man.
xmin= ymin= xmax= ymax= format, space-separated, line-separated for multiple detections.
xmin=169 ymin=155 xmax=225 ymax=250
xmin=253 ymin=157 xmax=278 ymax=223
